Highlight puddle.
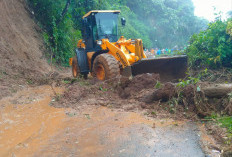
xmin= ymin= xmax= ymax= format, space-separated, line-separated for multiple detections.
xmin=0 ymin=85 xmax=65 ymax=156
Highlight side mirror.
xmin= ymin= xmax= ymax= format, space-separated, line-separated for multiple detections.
xmin=121 ymin=17 xmax=126 ymax=26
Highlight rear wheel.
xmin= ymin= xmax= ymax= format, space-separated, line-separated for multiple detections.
xmin=93 ymin=54 xmax=120 ymax=81
xmin=72 ymin=56 xmax=88 ymax=79
xmin=72 ymin=56 xmax=80 ymax=78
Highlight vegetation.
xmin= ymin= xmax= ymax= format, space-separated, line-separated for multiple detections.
xmin=186 ymin=16 xmax=232 ymax=69
xmin=218 ymin=116 xmax=232 ymax=135
xmin=27 ymin=0 xmax=207 ymax=65
xmin=206 ymin=114 xmax=232 ymax=143
xmin=27 ymin=0 xmax=81 ymax=66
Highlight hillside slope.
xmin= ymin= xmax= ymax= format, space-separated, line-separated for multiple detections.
xmin=0 ymin=0 xmax=50 ymax=98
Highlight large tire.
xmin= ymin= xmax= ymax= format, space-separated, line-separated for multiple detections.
xmin=93 ymin=54 xmax=120 ymax=81
xmin=72 ymin=56 xmax=80 ymax=78
xmin=72 ymin=56 xmax=88 ymax=79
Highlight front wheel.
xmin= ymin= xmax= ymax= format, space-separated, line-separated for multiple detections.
xmin=92 ymin=54 xmax=120 ymax=81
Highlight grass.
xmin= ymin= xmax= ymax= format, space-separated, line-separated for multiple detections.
xmin=206 ymin=114 xmax=232 ymax=144
xmin=62 ymin=80 xmax=72 ymax=84
xmin=217 ymin=116 xmax=232 ymax=144
xmin=99 ymin=86 xmax=108 ymax=92
xmin=26 ymin=79 xmax=34 ymax=85
xmin=155 ymin=81 xmax=162 ymax=89
xmin=0 ymin=70 xmax=7 ymax=79
xmin=217 ymin=116 xmax=232 ymax=134
xmin=206 ymin=114 xmax=232 ymax=133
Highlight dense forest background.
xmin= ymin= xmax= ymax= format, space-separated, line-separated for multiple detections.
xmin=27 ymin=0 xmax=208 ymax=65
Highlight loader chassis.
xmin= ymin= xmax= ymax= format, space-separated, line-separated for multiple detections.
xmin=71 ymin=10 xmax=188 ymax=81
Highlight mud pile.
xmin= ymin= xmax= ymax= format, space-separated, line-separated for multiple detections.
xmin=0 ymin=0 xmax=51 ymax=99
xmin=52 ymin=74 xmax=160 ymax=111
xmin=52 ymin=80 xmax=122 ymax=110
xmin=117 ymin=74 xmax=160 ymax=99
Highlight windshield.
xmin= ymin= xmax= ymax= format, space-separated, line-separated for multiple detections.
xmin=95 ymin=13 xmax=118 ymax=42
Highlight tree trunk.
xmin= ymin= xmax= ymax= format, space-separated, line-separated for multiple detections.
xmin=56 ymin=0 xmax=71 ymax=25
xmin=202 ymin=84 xmax=232 ymax=98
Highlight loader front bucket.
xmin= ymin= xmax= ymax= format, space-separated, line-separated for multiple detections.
xmin=131 ymin=55 xmax=188 ymax=81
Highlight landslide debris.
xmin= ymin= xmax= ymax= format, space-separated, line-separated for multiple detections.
xmin=52 ymin=73 xmax=232 ymax=117
xmin=143 ymin=83 xmax=177 ymax=103
xmin=0 ymin=0 xmax=51 ymax=99
xmin=52 ymin=74 xmax=160 ymax=111
xmin=116 ymin=74 xmax=160 ymax=99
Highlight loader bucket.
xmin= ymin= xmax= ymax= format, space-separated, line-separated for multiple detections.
xmin=131 ymin=55 xmax=188 ymax=81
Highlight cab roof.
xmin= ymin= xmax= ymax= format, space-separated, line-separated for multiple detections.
xmin=82 ymin=10 xmax=121 ymax=19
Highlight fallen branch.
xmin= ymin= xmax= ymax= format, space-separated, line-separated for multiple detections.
xmin=202 ymin=84 xmax=232 ymax=98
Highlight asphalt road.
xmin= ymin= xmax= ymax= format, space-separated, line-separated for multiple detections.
xmin=34 ymin=107 xmax=206 ymax=157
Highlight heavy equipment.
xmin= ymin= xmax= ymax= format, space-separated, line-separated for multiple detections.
xmin=70 ymin=10 xmax=187 ymax=81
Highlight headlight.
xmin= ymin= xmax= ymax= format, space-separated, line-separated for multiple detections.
xmin=97 ymin=40 xmax=102 ymax=45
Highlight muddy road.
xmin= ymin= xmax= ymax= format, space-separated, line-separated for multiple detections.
xmin=0 ymin=84 xmax=219 ymax=157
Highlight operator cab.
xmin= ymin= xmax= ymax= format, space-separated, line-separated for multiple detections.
xmin=82 ymin=10 xmax=121 ymax=51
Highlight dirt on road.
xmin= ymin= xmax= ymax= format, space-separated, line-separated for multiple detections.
xmin=0 ymin=83 xmax=220 ymax=157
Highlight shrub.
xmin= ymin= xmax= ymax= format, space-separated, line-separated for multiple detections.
xmin=186 ymin=18 xmax=232 ymax=68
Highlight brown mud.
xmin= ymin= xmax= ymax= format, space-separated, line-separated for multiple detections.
xmin=0 ymin=0 xmax=53 ymax=99
xmin=0 ymin=85 xmax=65 ymax=156
xmin=0 ymin=84 xmax=218 ymax=157
xmin=116 ymin=74 xmax=160 ymax=99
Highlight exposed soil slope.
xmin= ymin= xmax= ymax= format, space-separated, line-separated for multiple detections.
xmin=0 ymin=0 xmax=50 ymax=98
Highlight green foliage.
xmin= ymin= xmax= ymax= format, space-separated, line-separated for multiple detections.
xmin=226 ymin=20 xmax=232 ymax=38
xmin=155 ymin=81 xmax=162 ymax=89
xmin=177 ymin=68 xmax=208 ymax=87
xmin=99 ymin=86 xmax=108 ymax=92
xmin=186 ymin=18 xmax=232 ymax=68
xmin=168 ymin=98 xmax=178 ymax=114
xmin=177 ymin=77 xmax=200 ymax=87
xmin=206 ymin=114 xmax=232 ymax=143
xmin=26 ymin=79 xmax=34 ymax=85
xmin=27 ymin=0 xmax=82 ymax=66
xmin=27 ymin=0 xmax=208 ymax=65
xmin=218 ymin=116 xmax=232 ymax=134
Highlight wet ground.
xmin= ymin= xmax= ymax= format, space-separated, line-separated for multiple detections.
xmin=0 ymin=85 xmax=218 ymax=157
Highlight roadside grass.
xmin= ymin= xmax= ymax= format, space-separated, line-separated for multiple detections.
xmin=217 ymin=116 xmax=232 ymax=134
xmin=206 ymin=114 xmax=232 ymax=144
xmin=0 ymin=70 xmax=7 ymax=79
xmin=217 ymin=116 xmax=232 ymax=144
xmin=26 ymin=79 xmax=34 ymax=85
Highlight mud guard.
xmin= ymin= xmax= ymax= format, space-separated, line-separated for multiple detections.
xmin=131 ymin=55 xmax=188 ymax=81
xmin=75 ymin=48 xmax=89 ymax=74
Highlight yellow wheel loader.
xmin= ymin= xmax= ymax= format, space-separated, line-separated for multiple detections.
xmin=70 ymin=10 xmax=187 ymax=81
